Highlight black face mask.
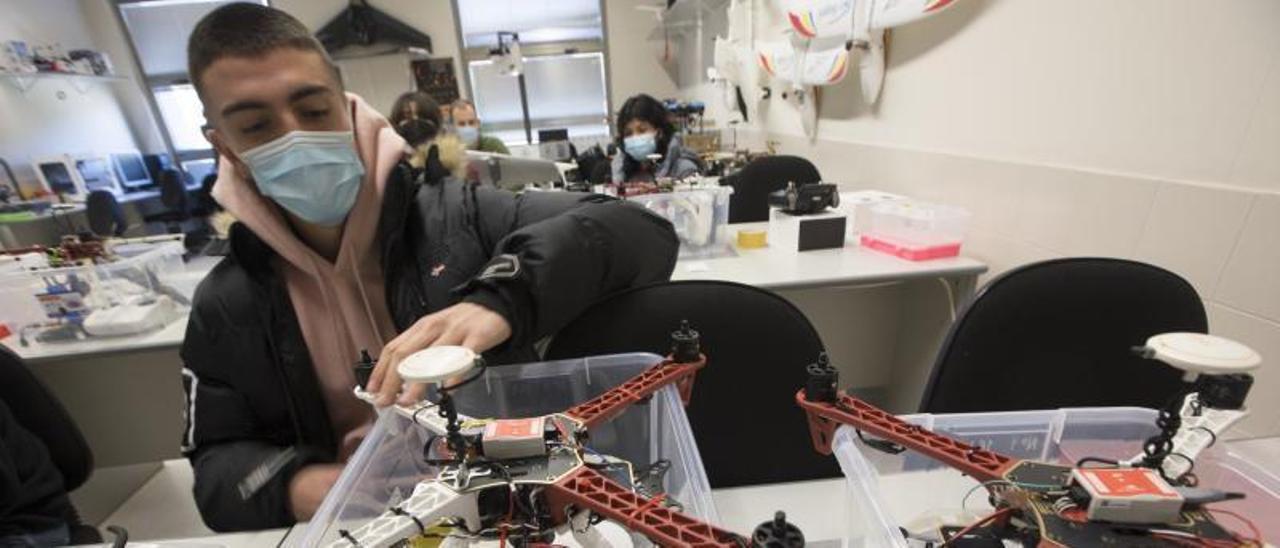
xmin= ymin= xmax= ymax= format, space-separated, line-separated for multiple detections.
xmin=396 ymin=118 xmax=438 ymax=146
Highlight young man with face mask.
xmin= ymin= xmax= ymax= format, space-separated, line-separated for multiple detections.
xmin=181 ymin=4 xmax=677 ymax=532
xmin=449 ymin=99 xmax=510 ymax=154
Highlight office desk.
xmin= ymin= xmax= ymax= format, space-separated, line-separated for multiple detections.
xmin=0 ymin=189 xmax=167 ymax=248
xmin=4 ymin=254 xmax=219 ymax=364
xmin=673 ymin=221 xmax=985 ymax=293
xmin=675 ymin=222 xmax=987 ymax=413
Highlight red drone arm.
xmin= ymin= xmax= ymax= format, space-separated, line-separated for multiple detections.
xmin=545 ymin=466 xmax=745 ymax=547
xmin=796 ymin=390 xmax=1018 ymax=483
xmin=564 ymin=354 xmax=706 ymax=430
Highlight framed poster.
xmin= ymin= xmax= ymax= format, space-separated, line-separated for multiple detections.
xmin=412 ymin=57 xmax=461 ymax=107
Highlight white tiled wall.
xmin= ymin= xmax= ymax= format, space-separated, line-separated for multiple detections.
xmin=751 ymin=132 xmax=1280 ymax=438
xmin=689 ymin=0 xmax=1280 ymax=438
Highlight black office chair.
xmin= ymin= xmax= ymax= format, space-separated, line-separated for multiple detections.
xmin=142 ymin=169 xmax=190 ymax=234
xmin=85 ymin=190 xmax=127 ymax=238
xmin=722 ymin=155 xmax=822 ymax=223
xmin=0 ymin=347 xmax=100 ymax=544
xmin=545 ymin=281 xmax=839 ymax=487
xmin=918 ymin=258 xmax=1207 ymax=414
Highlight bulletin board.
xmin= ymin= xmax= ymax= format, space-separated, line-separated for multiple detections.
xmin=412 ymin=57 xmax=461 ymax=107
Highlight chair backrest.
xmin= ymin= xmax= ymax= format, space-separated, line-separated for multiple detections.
xmin=919 ymin=258 xmax=1208 ymax=414
xmin=0 ymin=346 xmax=93 ymax=490
xmin=157 ymin=169 xmax=188 ymax=214
xmin=723 ymin=155 xmax=822 ymax=223
xmin=85 ymin=190 xmax=125 ymax=237
xmin=545 ymin=281 xmax=839 ymax=487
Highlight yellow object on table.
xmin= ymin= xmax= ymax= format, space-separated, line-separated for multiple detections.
xmin=737 ymin=229 xmax=767 ymax=249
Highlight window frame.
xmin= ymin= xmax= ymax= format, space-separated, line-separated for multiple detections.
xmin=112 ymin=0 xmax=271 ymax=164
xmin=450 ymin=0 xmax=614 ymax=146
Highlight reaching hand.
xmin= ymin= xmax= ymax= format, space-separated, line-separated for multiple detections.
xmin=367 ymin=302 xmax=511 ymax=406
xmin=288 ymin=463 xmax=343 ymax=521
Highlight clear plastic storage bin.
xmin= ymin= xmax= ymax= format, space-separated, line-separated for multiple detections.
xmin=0 ymin=240 xmax=187 ymax=331
xmin=293 ymin=353 xmax=718 ymax=547
xmin=832 ymin=407 xmax=1280 ymax=546
xmin=627 ymin=184 xmax=734 ymax=259
xmin=860 ymin=201 xmax=970 ymax=261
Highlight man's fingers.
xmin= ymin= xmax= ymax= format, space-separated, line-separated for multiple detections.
xmin=461 ymin=332 xmax=490 ymax=354
xmin=397 ymin=381 xmax=428 ymax=406
xmin=366 ymin=344 xmax=396 ymax=393
xmin=376 ymin=366 xmax=402 ymax=407
xmin=371 ymin=317 xmax=445 ymax=399
xmin=435 ymin=329 xmax=467 ymax=348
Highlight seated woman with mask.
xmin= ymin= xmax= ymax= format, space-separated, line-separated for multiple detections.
xmin=610 ymin=94 xmax=701 ymax=184
xmin=388 ymin=91 xmax=467 ymax=180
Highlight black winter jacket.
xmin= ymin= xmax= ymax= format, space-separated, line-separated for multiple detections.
xmin=179 ymin=163 xmax=677 ymax=532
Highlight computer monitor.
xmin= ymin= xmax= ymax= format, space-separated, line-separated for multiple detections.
xmin=75 ymin=156 xmax=121 ymax=194
xmin=112 ymin=151 xmax=153 ymax=190
xmin=34 ymin=156 xmax=88 ymax=201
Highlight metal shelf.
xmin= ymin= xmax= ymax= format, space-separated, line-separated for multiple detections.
xmin=0 ymin=71 xmax=128 ymax=93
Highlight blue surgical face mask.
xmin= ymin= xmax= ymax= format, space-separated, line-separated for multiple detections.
xmin=456 ymin=125 xmax=480 ymax=147
xmin=623 ymin=132 xmax=658 ymax=161
xmin=239 ymin=130 xmax=365 ymax=227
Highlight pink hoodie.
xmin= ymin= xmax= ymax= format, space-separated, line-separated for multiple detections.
xmin=210 ymin=94 xmax=405 ymax=457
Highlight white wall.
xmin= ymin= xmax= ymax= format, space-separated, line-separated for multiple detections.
xmin=603 ymin=0 xmax=680 ymax=113
xmin=80 ymin=0 xmax=168 ymax=155
xmin=0 ymin=0 xmax=143 ymax=197
xmin=273 ymin=0 xmax=467 ymax=116
xmin=689 ymin=0 xmax=1280 ymax=436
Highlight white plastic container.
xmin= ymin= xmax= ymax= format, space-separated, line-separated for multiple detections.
xmin=0 ymin=240 xmax=186 ymax=327
xmin=627 ymin=184 xmax=734 ymax=259
xmin=832 ymin=407 xmax=1280 ymax=546
xmin=292 ymin=353 xmax=718 ymax=547
xmin=860 ymin=201 xmax=970 ymax=261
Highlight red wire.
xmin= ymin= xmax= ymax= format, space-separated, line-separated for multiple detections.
xmin=1205 ymin=508 xmax=1263 ymax=546
xmin=939 ymin=507 xmax=1013 ymax=547
xmin=499 ymin=483 xmax=516 ymax=548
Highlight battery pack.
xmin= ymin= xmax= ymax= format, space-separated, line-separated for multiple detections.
xmin=1071 ymin=468 xmax=1183 ymax=524
xmin=482 ymin=418 xmax=547 ymax=460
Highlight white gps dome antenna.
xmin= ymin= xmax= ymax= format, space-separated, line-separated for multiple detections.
xmin=1139 ymin=333 xmax=1261 ymax=381
xmin=397 ymin=346 xmax=480 ymax=385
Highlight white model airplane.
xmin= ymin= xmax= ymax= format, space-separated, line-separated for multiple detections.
xmin=741 ymin=0 xmax=958 ymax=136
xmin=774 ymin=0 xmax=959 ymax=103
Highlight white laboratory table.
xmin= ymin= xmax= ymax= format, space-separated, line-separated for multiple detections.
xmin=96 ymin=435 xmax=1280 ymax=546
xmin=3 ymin=255 xmax=218 ymax=363
xmin=7 ymin=229 xmax=986 ymax=365
xmin=672 ymin=222 xmax=986 ymax=293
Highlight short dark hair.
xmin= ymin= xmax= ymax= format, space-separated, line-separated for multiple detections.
xmin=187 ymin=3 xmax=339 ymax=99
